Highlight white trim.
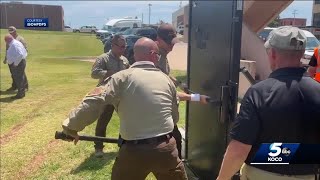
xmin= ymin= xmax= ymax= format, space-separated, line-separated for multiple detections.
xmin=250 ymin=163 xmax=289 ymax=165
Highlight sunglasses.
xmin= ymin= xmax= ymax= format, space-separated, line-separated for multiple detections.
xmin=150 ymin=51 xmax=161 ymax=60
xmin=113 ymin=43 xmax=126 ymax=49
xmin=150 ymin=51 xmax=160 ymax=56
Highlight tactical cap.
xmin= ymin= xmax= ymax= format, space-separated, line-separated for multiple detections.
xmin=157 ymin=23 xmax=179 ymax=45
xmin=8 ymin=26 xmax=17 ymax=33
xmin=264 ymin=26 xmax=306 ymax=51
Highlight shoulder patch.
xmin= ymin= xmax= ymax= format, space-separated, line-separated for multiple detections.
xmin=87 ymin=87 xmax=104 ymax=96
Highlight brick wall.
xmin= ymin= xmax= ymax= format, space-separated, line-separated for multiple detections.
xmin=0 ymin=3 xmax=64 ymax=31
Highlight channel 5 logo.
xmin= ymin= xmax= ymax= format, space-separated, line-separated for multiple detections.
xmin=251 ymin=143 xmax=300 ymax=164
xmin=268 ymin=143 xmax=291 ymax=162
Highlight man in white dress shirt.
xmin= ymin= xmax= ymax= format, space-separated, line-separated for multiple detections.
xmin=4 ymin=34 xmax=28 ymax=99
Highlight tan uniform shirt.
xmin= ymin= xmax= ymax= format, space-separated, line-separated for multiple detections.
xmin=63 ymin=61 xmax=179 ymax=140
xmin=91 ymin=50 xmax=129 ymax=84
xmin=155 ymin=47 xmax=170 ymax=75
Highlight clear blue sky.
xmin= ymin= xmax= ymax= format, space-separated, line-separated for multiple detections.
xmin=7 ymin=0 xmax=315 ymax=28
xmin=279 ymin=1 xmax=313 ymax=25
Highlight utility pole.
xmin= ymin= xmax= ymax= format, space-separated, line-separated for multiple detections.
xmin=142 ymin=13 xmax=144 ymax=24
xmin=148 ymin=3 xmax=152 ymax=25
xmin=292 ymin=9 xmax=298 ymax=26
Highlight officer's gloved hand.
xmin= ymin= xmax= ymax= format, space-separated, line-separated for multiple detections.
xmin=3 ymin=59 xmax=7 ymax=64
xmin=62 ymin=127 xmax=80 ymax=145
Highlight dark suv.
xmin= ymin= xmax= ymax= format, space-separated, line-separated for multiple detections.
xmin=132 ymin=27 xmax=157 ymax=40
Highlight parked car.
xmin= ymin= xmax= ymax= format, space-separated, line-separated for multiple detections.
xmin=258 ymin=27 xmax=276 ymax=42
xmin=102 ymin=27 xmax=135 ymax=44
xmin=258 ymin=27 xmax=320 ymax=66
xmin=177 ymin=25 xmax=184 ymax=35
xmin=118 ymin=27 xmax=131 ymax=34
xmin=64 ymin=26 xmax=73 ymax=32
xmin=99 ymin=27 xmax=129 ymax=41
xmin=133 ymin=27 xmax=157 ymax=40
xmin=73 ymin=26 xmax=98 ymax=33
xmin=103 ymin=27 xmax=157 ymax=64
xmin=104 ymin=27 xmax=157 ymax=44
xmin=124 ymin=36 xmax=143 ymax=64
xmin=103 ymin=27 xmax=157 ymax=54
xmin=97 ymin=18 xmax=142 ymax=36
xmin=301 ymin=30 xmax=320 ymax=63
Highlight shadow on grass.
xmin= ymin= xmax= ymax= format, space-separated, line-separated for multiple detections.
xmin=0 ymin=96 xmax=16 ymax=103
xmin=70 ymin=151 xmax=118 ymax=174
xmin=0 ymin=90 xmax=17 ymax=95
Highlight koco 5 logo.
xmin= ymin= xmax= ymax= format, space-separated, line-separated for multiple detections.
xmin=268 ymin=143 xmax=291 ymax=162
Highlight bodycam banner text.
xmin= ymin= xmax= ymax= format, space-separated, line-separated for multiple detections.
xmin=24 ymin=18 xmax=49 ymax=28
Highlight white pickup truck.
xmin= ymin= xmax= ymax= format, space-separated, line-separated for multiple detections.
xmin=73 ymin=26 xmax=98 ymax=33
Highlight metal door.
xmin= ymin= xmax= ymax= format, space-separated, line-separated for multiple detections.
xmin=185 ymin=0 xmax=243 ymax=179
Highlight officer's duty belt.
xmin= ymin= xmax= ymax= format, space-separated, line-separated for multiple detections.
xmin=122 ymin=133 xmax=173 ymax=145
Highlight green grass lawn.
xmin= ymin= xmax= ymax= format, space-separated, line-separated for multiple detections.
xmin=0 ymin=29 xmax=187 ymax=180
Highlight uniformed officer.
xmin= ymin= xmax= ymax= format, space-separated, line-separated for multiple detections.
xmin=155 ymin=23 xmax=187 ymax=159
xmin=91 ymin=34 xmax=130 ymax=157
xmin=217 ymin=26 xmax=320 ymax=180
xmin=61 ymin=37 xmax=208 ymax=180
xmin=3 ymin=26 xmax=28 ymax=92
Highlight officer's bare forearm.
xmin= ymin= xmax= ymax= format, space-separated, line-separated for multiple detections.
xmin=177 ymin=92 xmax=191 ymax=101
xmin=217 ymin=140 xmax=251 ymax=180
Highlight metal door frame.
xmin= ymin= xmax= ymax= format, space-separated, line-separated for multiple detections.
xmin=184 ymin=0 xmax=243 ymax=178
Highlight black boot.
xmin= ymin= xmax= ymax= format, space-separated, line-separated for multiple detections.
xmin=11 ymin=93 xmax=25 ymax=99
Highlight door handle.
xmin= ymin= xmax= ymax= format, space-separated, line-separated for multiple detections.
xmin=219 ymin=86 xmax=230 ymax=124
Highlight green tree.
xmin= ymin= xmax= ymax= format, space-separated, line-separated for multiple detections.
xmin=268 ymin=16 xmax=281 ymax=27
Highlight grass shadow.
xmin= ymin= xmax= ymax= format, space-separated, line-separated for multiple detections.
xmin=0 ymin=90 xmax=17 ymax=95
xmin=70 ymin=151 xmax=118 ymax=174
xmin=0 ymin=96 xmax=16 ymax=103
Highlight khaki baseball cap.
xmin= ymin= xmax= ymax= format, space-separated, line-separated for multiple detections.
xmin=264 ymin=26 xmax=306 ymax=50
xmin=8 ymin=26 xmax=16 ymax=33
xmin=157 ymin=23 xmax=180 ymax=45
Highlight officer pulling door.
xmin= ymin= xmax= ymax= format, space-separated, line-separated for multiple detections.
xmin=185 ymin=0 xmax=243 ymax=179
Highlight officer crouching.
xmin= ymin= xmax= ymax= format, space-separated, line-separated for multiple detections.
xmin=61 ymin=37 xmax=208 ymax=180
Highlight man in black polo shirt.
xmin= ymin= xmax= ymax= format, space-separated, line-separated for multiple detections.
xmin=217 ymin=26 xmax=320 ymax=180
